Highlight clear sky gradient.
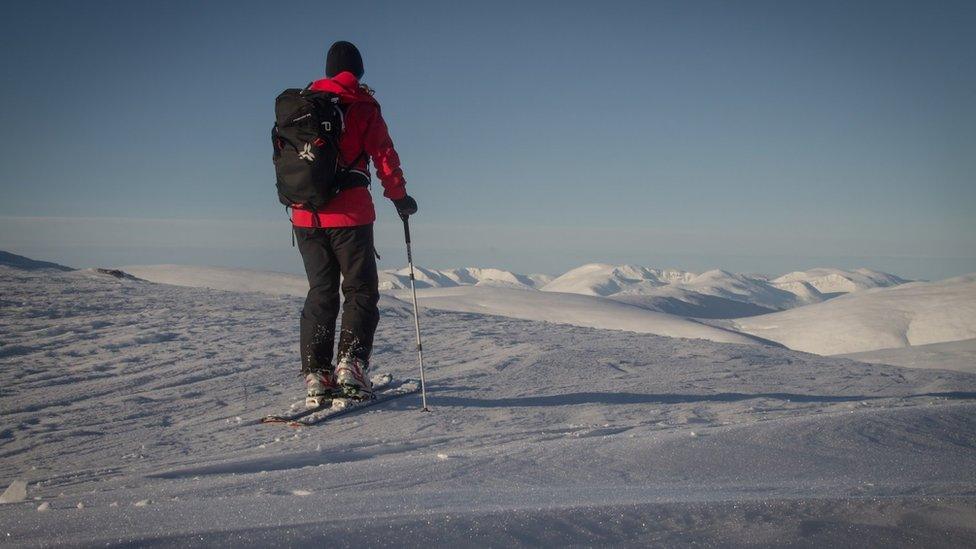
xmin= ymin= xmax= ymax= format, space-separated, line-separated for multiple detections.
xmin=1 ymin=0 xmax=973 ymax=279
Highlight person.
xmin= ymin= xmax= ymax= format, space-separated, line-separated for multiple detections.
xmin=290 ymin=40 xmax=418 ymax=405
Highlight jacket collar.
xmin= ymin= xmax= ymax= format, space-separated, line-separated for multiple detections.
xmin=309 ymin=71 xmax=375 ymax=104
xmin=329 ymin=71 xmax=360 ymax=91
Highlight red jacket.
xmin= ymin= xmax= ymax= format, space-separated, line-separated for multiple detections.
xmin=290 ymin=71 xmax=407 ymax=228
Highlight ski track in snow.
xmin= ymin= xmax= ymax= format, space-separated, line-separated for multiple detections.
xmin=2 ymin=264 xmax=976 ymax=546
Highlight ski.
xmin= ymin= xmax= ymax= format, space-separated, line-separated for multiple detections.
xmin=290 ymin=378 xmax=421 ymax=427
xmin=259 ymin=373 xmax=395 ymax=424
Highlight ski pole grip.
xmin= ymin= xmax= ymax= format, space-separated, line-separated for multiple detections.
xmin=402 ymin=216 xmax=411 ymax=244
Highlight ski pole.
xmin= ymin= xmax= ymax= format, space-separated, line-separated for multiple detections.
xmin=402 ymin=216 xmax=430 ymax=412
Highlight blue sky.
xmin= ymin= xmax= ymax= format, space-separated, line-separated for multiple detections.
xmin=1 ymin=0 xmax=973 ymax=279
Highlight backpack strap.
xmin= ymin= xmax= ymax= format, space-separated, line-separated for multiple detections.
xmin=336 ymin=150 xmax=370 ymax=190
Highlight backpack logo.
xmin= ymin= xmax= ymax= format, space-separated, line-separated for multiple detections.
xmin=298 ymin=143 xmax=315 ymax=162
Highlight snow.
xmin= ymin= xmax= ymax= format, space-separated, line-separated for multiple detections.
xmin=120 ymin=264 xmax=766 ymax=344
xmin=0 ymin=480 xmax=27 ymax=504
xmin=2 ymin=258 xmax=976 ymax=545
xmin=381 ymin=266 xmax=553 ymax=290
xmin=773 ymin=267 xmax=909 ymax=295
xmin=542 ymin=263 xmax=910 ymax=316
xmin=541 ymin=263 xmax=694 ymax=295
xmin=731 ymin=275 xmax=976 ymax=355
xmin=677 ymin=269 xmax=810 ymax=310
xmin=389 ymin=285 xmax=764 ymax=345
xmin=123 ymin=264 xmax=310 ymax=296
xmin=123 ymin=264 xmax=551 ymax=294
xmin=119 ymin=262 xmax=976 ymax=360
xmin=841 ymin=338 xmax=976 ymax=374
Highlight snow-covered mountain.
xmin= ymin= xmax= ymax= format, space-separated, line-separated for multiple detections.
xmin=3 ymin=255 xmax=976 ymax=545
xmin=772 ymin=267 xmax=909 ymax=295
xmin=675 ymin=269 xmax=811 ymax=310
xmin=379 ymin=267 xmax=552 ymax=291
xmin=0 ymin=250 xmax=72 ymax=271
xmin=541 ymin=263 xmax=908 ymax=315
xmin=731 ymin=274 xmax=976 ymax=355
xmin=541 ymin=263 xmax=694 ymax=295
xmin=123 ymin=262 xmax=911 ymax=322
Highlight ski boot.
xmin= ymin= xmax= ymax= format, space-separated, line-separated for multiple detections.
xmin=304 ymin=370 xmax=336 ymax=408
xmin=334 ymin=356 xmax=373 ymax=400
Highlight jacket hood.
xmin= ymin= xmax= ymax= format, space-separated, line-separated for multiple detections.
xmin=309 ymin=71 xmax=376 ymax=105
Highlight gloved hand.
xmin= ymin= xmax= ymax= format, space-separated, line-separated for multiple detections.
xmin=393 ymin=195 xmax=418 ymax=219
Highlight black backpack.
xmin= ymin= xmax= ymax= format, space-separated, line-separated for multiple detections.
xmin=272 ymin=86 xmax=365 ymax=211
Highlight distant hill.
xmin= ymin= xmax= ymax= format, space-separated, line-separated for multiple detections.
xmin=0 ymin=250 xmax=72 ymax=271
xmin=773 ymin=267 xmax=908 ymax=295
xmin=379 ymin=267 xmax=552 ymax=291
xmin=732 ymin=274 xmax=976 ymax=355
xmin=541 ymin=263 xmax=910 ymax=317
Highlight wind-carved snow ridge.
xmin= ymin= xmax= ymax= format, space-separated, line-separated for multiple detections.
xmin=2 ymin=255 xmax=976 ymax=545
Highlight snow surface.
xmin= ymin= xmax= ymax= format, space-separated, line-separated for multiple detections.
xmin=841 ymin=338 xmax=976 ymax=374
xmin=123 ymin=264 xmax=310 ymax=297
xmin=731 ymin=275 xmax=976 ymax=355
xmin=121 ymin=264 xmax=764 ymax=345
xmin=121 ymin=263 xmax=975 ymax=360
xmin=2 ymin=261 xmax=976 ymax=545
xmin=390 ymin=285 xmax=765 ymax=345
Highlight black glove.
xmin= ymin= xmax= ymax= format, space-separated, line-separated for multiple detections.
xmin=393 ymin=195 xmax=418 ymax=219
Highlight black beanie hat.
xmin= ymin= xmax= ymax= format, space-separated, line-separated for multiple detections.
xmin=326 ymin=41 xmax=364 ymax=79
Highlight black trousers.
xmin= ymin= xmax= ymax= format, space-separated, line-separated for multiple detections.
xmin=295 ymin=224 xmax=380 ymax=373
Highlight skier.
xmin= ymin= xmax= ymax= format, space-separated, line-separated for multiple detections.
xmin=290 ymin=41 xmax=418 ymax=406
